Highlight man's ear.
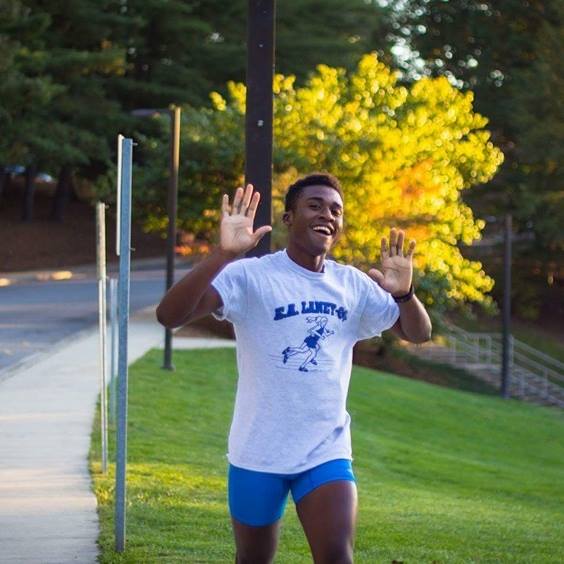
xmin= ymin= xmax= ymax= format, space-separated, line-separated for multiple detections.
xmin=282 ymin=211 xmax=292 ymax=226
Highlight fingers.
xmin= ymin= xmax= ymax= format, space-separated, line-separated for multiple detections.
xmin=221 ymin=193 xmax=230 ymax=217
xmin=241 ymin=183 xmax=253 ymax=213
xmin=389 ymin=228 xmax=398 ymax=256
xmin=387 ymin=228 xmax=416 ymax=257
xmin=367 ymin=268 xmax=384 ymax=287
xmin=246 ymin=191 xmax=261 ymax=221
xmin=380 ymin=237 xmax=389 ymax=260
xmin=226 ymin=184 xmax=258 ymax=216
xmin=253 ymin=224 xmax=272 ymax=244
xmin=406 ymin=239 xmax=416 ymax=258
xmin=396 ymin=230 xmax=405 ymax=256
xmin=232 ymin=186 xmax=244 ymax=214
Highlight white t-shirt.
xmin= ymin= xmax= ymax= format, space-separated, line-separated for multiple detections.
xmin=211 ymin=249 xmax=399 ymax=474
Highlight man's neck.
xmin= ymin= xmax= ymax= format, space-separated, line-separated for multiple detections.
xmin=286 ymin=244 xmax=326 ymax=272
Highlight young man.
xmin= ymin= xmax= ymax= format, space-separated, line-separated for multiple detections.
xmin=157 ymin=174 xmax=432 ymax=564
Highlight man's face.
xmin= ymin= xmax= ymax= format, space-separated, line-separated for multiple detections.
xmin=285 ymin=184 xmax=344 ymax=255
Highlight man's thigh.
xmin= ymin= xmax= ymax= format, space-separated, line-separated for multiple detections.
xmin=295 ymin=480 xmax=358 ymax=564
xmin=228 ymin=464 xmax=290 ymax=563
xmin=231 ymin=518 xmax=281 ymax=564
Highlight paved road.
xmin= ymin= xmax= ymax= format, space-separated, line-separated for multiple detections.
xmin=0 ymin=268 xmax=187 ymax=375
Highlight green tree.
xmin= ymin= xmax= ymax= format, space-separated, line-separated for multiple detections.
xmin=510 ymin=4 xmax=564 ymax=253
xmin=387 ymin=0 xmax=562 ymax=239
xmin=1 ymin=0 xmax=129 ymax=217
xmin=114 ymin=0 xmax=392 ymax=110
xmin=0 ymin=1 xmax=60 ymax=168
xmin=19 ymin=0 xmax=127 ymax=173
xmin=135 ymin=54 xmax=503 ymax=314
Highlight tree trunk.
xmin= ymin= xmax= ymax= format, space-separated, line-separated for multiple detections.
xmin=50 ymin=164 xmax=73 ymax=221
xmin=0 ymin=168 xmax=10 ymax=205
xmin=22 ymin=164 xmax=37 ymax=222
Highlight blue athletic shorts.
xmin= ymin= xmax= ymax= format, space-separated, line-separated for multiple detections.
xmin=228 ymin=458 xmax=355 ymax=527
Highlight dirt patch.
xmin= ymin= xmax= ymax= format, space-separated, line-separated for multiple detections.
xmin=1 ymin=187 xmax=166 ymax=272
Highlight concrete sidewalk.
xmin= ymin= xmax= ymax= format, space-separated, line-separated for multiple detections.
xmin=0 ymin=306 xmax=234 ymax=563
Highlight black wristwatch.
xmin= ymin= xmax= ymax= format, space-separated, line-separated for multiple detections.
xmin=392 ymin=284 xmax=414 ymax=303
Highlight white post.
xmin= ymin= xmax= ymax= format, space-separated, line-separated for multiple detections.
xmin=109 ymin=276 xmax=118 ymax=424
xmin=116 ymin=134 xmax=123 ymax=256
xmin=96 ymin=202 xmax=108 ymax=474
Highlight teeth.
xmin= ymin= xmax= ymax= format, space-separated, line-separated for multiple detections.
xmin=312 ymin=226 xmax=332 ymax=235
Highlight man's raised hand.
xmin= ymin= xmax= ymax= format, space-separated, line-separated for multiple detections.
xmin=368 ymin=228 xmax=415 ymax=297
xmin=220 ymin=184 xmax=272 ymax=257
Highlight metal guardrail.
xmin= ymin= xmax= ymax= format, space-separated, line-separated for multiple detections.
xmin=441 ymin=324 xmax=564 ymax=406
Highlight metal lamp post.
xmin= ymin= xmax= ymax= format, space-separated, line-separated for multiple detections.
xmin=245 ymin=0 xmax=275 ymax=258
xmin=131 ymin=105 xmax=181 ymax=370
xmin=483 ymin=213 xmax=514 ymax=398
xmin=501 ymin=213 xmax=512 ymax=398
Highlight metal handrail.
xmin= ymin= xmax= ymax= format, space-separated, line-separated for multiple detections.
xmin=511 ymin=349 xmax=564 ymax=384
xmin=508 ymin=338 xmax=564 ymax=372
xmin=445 ymin=324 xmax=562 ymax=374
xmin=472 ymin=338 xmax=563 ymax=384
xmin=440 ymin=324 xmax=564 ymax=405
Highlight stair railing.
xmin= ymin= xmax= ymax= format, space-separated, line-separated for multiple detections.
xmin=442 ymin=324 xmax=563 ymax=403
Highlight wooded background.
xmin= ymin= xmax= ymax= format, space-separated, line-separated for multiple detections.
xmin=1 ymin=0 xmax=561 ymax=320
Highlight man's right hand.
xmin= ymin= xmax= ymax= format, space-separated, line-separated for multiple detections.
xmin=156 ymin=184 xmax=271 ymax=328
xmin=220 ymin=184 xmax=272 ymax=256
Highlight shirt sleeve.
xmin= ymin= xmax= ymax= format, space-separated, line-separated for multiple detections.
xmin=210 ymin=259 xmax=248 ymax=324
xmin=356 ymin=272 xmax=400 ymax=340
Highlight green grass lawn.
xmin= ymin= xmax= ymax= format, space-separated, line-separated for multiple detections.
xmin=91 ymin=348 xmax=564 ymax=563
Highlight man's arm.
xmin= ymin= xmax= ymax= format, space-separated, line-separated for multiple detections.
xmin=389 ymin=296 xmax=432 ymax=344
xmin=156 ymin=250 xmax=233 ymax=328
xmin=156 ymin=184 xmax=271 ymax=329
xmin=368 ymin=228 xmax=432 ymax=344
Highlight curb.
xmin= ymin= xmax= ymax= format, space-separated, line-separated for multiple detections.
xmin=0 ymin=256 xmax=192 ymax=286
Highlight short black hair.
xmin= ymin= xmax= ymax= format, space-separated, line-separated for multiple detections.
xmin=284 ymin=173 xmax=344 ymax=212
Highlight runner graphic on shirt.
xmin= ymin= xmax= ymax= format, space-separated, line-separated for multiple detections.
xmin=282 ymin=316 xmax=335 ymax=372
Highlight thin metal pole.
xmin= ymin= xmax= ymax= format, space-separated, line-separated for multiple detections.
xmin=109 ymin=277 xmax=118 ymax=425
xmin=115 ymin=137 xmax=133 ymax=553
xmin=116 ymin=134 xmax=123 ymax=256
xmin=245 ymin=0 xmax=275 ymax=258
xmin=96 ymin=203 xmax=108 ymax=474
xmin=501 ymin=213 xmax=512 ymax=398
xmin=163 ymin=106 xmax=181 ymax=370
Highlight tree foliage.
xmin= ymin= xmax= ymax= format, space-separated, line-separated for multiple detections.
xmin=1 ymin=0 xmax=390 ymax=174
xmin=388 ymin=0 xmax=563 ymax=253
xmin=0 ymin=1 xmax=61 ymax=167
xmin=135 ymin=55 xmax=503 ymax=313
xmin=509 ymin=3 xmax=564 ymax=252
xmin=110 ymin=0 xmax=392 ymax=111
xmin=0 ymin=0 xmax=127 ymax=175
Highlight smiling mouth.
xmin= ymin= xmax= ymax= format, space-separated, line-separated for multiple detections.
xmin=311 ymin=225 xmax=333 ymax=237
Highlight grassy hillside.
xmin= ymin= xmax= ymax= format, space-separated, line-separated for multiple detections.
xmin=91 ymin=348 xmax=564 ymax=563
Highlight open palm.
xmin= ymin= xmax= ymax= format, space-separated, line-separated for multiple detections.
xmin=368 ymin=228 xmax=415 ymax=296
xmin=220 ymin=184 xmax=272 ymax=256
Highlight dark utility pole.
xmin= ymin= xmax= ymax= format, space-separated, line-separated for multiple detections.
xmin=501 ymin=213 xmax=512 ymax=398
xmin=131 ymin=106 xmax=181 ymax=370
xmin=245 ymin=0 xmax=275 ymax=258
xmin=163 ymin=105 xmax=181 ymax=370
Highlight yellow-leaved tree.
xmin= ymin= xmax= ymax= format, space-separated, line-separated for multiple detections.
xmin=139 ymin=54 xmax=504 ymax=313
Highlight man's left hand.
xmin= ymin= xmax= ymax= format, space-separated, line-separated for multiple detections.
xmin=368 ymin=228 xmax=415 ymax=297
